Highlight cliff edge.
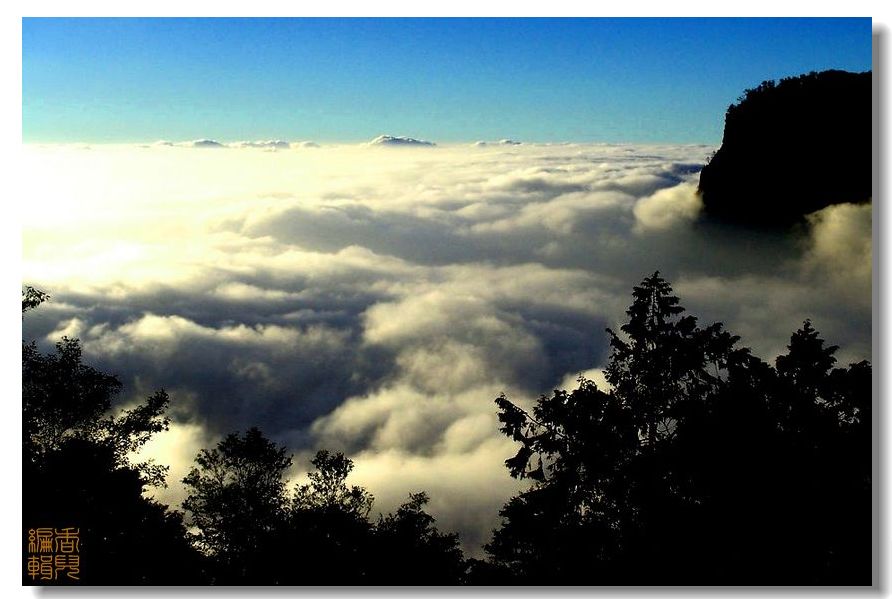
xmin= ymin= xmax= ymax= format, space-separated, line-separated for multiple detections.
xmin=697 ymin=70 xmax=871 ymax=227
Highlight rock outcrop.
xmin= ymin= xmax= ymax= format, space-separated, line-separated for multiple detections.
xmin=697 ymin=70 xmax=871 ymax=227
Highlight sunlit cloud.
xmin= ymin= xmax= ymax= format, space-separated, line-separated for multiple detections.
xmin=21 ymin=141 xmax=871 ymax=553
xmin=633 ymin=181 xmax=702 ymax=232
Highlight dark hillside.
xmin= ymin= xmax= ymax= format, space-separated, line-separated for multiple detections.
xmin=698 ymin=70 xmax=871 ymax=227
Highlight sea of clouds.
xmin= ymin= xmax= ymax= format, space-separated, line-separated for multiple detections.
xmin=21 ymin=141 xmax=872 ymax=554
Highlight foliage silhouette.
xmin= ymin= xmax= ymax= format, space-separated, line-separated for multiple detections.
xmin=22 ymin=285 xmax=50 ymax=314
xmin=182 ymin=439 xmax=465 ymax=584
xmin=368 ymin=492 xmax=465 ymax=584
xmin=182 ymin=427 xmax=292 ymax=583
xmin=22 ymin=287 xmax=204 ymax=585
xmin=483 ymin=273 xmax=871 ymax=584
xmin=292 ymin=449 xmax=374 ymax=518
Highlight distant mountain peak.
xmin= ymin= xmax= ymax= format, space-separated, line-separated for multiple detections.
xmin=367 ymin=135 xmax=436 ymax=147
xmin=191 ymin=139 xmax=225 ymax=148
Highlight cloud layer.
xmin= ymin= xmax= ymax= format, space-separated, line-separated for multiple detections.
xmin=22 ymin=142 xmax=871 ymax=554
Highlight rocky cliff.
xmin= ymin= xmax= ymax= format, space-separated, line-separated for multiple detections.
xmin=698 ymin=70 xmax=871 ymax=227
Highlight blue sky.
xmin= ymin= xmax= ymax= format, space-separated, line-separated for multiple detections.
xmin=22 ymin=18 xmax=872 ymax=144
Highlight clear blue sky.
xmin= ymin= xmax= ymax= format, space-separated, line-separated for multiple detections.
xmin=22 ymin=18 xmax=872 ymax=144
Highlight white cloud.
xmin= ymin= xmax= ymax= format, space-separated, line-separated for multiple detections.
xmin=803 ymin=202 xmax=872 ymax=307
xmin=633 ymin=181 xmax=703 ymax=232
xmin=21 ymin=142 xmax=870 ymax=553
xmin=558 ymin=367 xmax=612 ymax=392
xmin=347 ymin=439 xmax=528 ymax=556
xmin=474 ymin=139 xmax=522 ymax=146
xmin=231 ymin=140 xmax=291 ymax=149
xmin=131 ymin=420 xmax=215 ymax=509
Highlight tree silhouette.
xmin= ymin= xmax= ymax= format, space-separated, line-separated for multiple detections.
xmin=279 ymin=449 xmax=375 ymax=584
xmin=288 ymin=451 xmax=466 ymax=584
xmin=181 ymin=427 xmax=291 ymax=584
xmin=483 ymin=379 xmax=635 ymax=583
xmin=23 ymin=288 xmax=203 ymax=584
xmin=23 ymin=337 xmax=122 ymax=458
xmin=764 ymin=322 xmax=872 ymax=581
xmin=369 ymin=492 xmax=465 ymax=584
xmin=181 ymin=439 xmax=467 ymax=585
xmin=292 ymin=449 xmax=374 ymax=518
xmin=484 ymin=273 xmax=871 ymax=584
xmin=22 ymin=285 xmax=49 ymax=314
xmin=604 ymin=271 xmax=742 ymax=447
